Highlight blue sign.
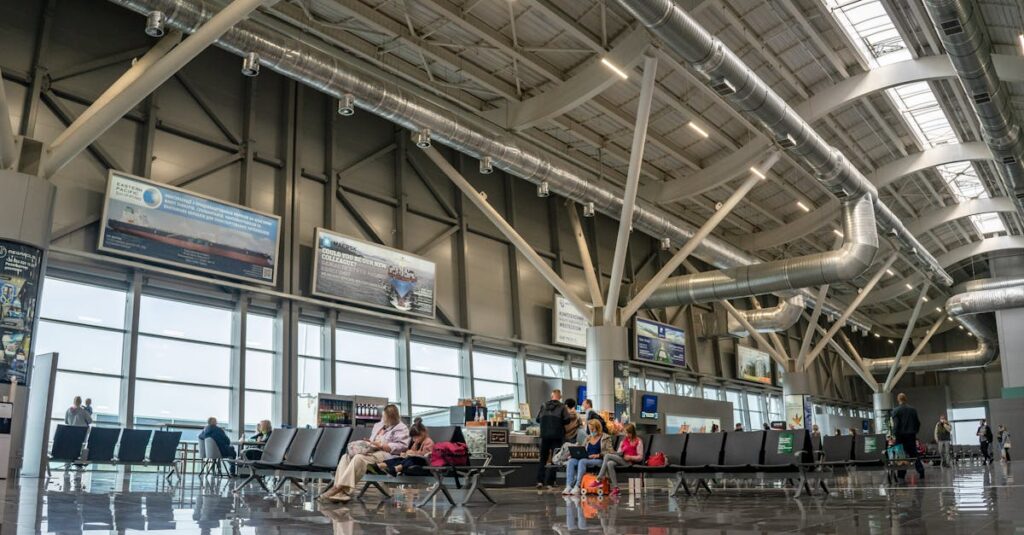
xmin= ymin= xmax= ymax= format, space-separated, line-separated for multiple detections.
xmin=634 ymin=318 xmax=685 ymax=368
xmin=640 ymin=394 xmax=658 ymax=420
xmin=576 ymin=385 xmax=587 ymax=406
xmin=99 ymin=172 xmax=281 ymax=285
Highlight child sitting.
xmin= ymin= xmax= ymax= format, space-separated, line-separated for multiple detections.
xmin=378 ymin=418 xmax=434 ymax=476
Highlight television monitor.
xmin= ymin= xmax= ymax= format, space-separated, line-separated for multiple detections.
xmin=737 ymin=345 xmax=772 ymax=384
xmin=634 ymin=318 xmax=685 ymax=368
xmin=576 ymin=385 xmax=588 ymax=406
xmin=640 ymin=394 xmax=658 ymax=420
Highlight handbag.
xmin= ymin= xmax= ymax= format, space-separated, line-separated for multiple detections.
xmin=347 ymin=440 xmax=378 ymax=456
xmin=646 ymin=451 xmax=667 ymax=467
xmin=551 ymin=444 xmax=572 ymax=465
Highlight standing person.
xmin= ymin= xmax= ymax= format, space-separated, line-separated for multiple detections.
xmin=978 ymin=419 xmax=994 ymax=465
xmin=562 ymin=420 xmax=612 ymax=495
xmin=710 ymin=424 xmax=720 ymax=433
xmin=591 ymin=423 xmax=644 ymax=496
xmin=536 ymin=389 xmax=571 ymax=489
xmin=321 ymin=404 xmax=409 ymax=503
xmin=563 ymin=398 xmax=582 ymax=445
xmin=891 ymin=393 xmax=925 ymax=480
xmin=64 ymin=396 xmax=92 ymax=427
xmin=998 ymin=425 xmax=1012 ymax=463
xmin=811 ymin=424 xmax=823 ymax=461
xmin=83 ymin=398 xmax=94 ymax=416
xmin=580 ymin=399 xmax=609 ymax=434
xmin=934 ymin=415 xmax=952 ymax=467
xmin=734 ymin=423 xmax=745 ymax=432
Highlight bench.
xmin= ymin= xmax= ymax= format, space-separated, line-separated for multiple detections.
xmin=48 ymin=425 xmax=183 ymax=481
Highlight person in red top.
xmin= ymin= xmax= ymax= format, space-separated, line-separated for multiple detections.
xmin=589 ymin=423 xmax=645 ymax=496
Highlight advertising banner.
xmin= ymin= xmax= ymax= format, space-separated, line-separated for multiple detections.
xmin=666 ymin=414 xmax=720 ymax=434
xmin=785 ymin=395 xmax=807 ymax=430
xmin=553 ymin=294 xmax=587 ymax=348
xmin=737 ymin=345 xmax=772 ymax=384
xmin=634 ymin=318 xmax=685 ymax=367
xmin=614 ymin=361 xmax=630 ymax=422
xmin=99 ymin=171 xmax=281 ymax=285
xmin=0 ymin=241 xmax=43 ymax=385
xmin=312 ymin=228 xmax=436 ymax=319
xmin=777 ymin=431 xmax=795 ymax=454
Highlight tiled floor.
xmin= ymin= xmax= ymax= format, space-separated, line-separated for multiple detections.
xmin=1 ymin=463 xmax=1021 ymax=533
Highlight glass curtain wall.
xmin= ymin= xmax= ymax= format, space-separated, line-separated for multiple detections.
xmin=244 ymin=313 xmax=277 ymax=429
xmin=410 ymin=341 xmax=463 ymax=417
xmin=297 ymin=322 xmax=324 ymax=398
xmin=472 ymin=351 xmax=517 ymax=412
xmin=334 ymin=328 xmax=399 ymax=403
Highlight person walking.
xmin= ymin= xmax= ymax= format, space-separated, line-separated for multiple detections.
xmin=64 ymin=396 xmax=92 ymax=427
xmin=978 ymin=419 xmax=994 ymax=465
xmin=891 ymin=393 xmax=925 ymax=480
xmin=998 ymin=425 xmax=1012 ymax=463
xmin=934 ymin=415 xmax=952 ymax=467
xmin=536 ymin=389 xmax=571 ymax=489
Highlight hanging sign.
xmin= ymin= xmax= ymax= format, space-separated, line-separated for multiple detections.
xmin=553 ymin=294 xmax=587 ymax=348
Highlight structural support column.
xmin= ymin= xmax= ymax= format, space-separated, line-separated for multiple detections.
xmin=883 ymin=283 xmax=929 ymax=391
xmin=873 ymin=391 xmax=893 ymax=435
xmin=567 ymin=202 xmax=603 ymax=309
xmin=586 ymin=326 xmax=628 ymax=415
xmin=43 ymin=0 xmax=267 ymax=177
xmin=604 ymin=55 xmax=657 ymax=326
xmin=0 ymin=67 xmax=18 ymax=170
xmin=782 ymin=370 xmax=814 ymax=430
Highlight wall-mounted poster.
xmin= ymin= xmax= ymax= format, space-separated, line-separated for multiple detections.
xmin=553 ymin=294 xmax=587 ymax=348
xmin=785 ymin=395 xmax=806 ymax=430
xmin=312 ymin=228 xmax=436 ymax=319
xmin=99 ymin=171 xmax=281 ymax=285
xmin=634 ymin=318 xmax=685 ymax=367
xmin=0 ymin=241 xmax=43 ymax=385
xmin=737 ymin=345 xmax=773 ymax=384
xmin=666 ymin=414 xmax=720 ymax=434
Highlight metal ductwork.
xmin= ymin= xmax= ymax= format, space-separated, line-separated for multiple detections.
xmin=109 ymin=0 xmax=889 ymax=329
xmin=923 ymin=0 xmax=1024 ymax=213
xmin=615 ymin=0 xmax=952 ymax=288
xmin=646 ymin=194 xmax=878 ymax=307
xmin=865 ymin=278 xmax=1024 ymax=373
xmin=727 ymin=294 xmax=804 ymax=337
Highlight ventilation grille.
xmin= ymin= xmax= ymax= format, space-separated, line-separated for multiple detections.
xmin=776 ymin=134 xmax=797 ymax=148
xmin=973 ymin=92 xmax=991 ymax=105
xmin=939 ymin=19 xmax=964 ymax=36
xmin=1002 ymin=156 xmax=1018 ymax=165
xmin=710 ymin=78 xmax=736 ymax=96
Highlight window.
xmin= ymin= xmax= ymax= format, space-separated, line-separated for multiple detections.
xmin=746 ymin=392 xmax=765 ymax=430
xmin=297 ymin=322 xmax=324 ymax=397
xmin=726 ymin=390 xmax=744 ymax=429
xmin=135 ymin=296 xmax=233 ymax=430
xmin=949 ymin=406 xmax=987 ymax=445
xmin=472 ymin=351 xmax=517 ymax=412
xmin=335 ymin=329 xmax=398 ymax=403
xmin=410 ymin=341 xmax=463 ymax=416
xmin=702 ymin=386 xmax=721 ymax=401
xmin=244 ymin=313 xmax=278 ymax=428
xmin=526 ymin=359 xmax=562 ymax=378
xmin=676 ymin=382 xmax=697 ymax=398
xmin=768 ymin=395 xmax=783 ymax=423
xmin=572 ymin=366 xmax=587 ymax=381
xmin=645 ymin=378 xmax=673 ymax=394
xmin=37 ymin=278 xmax=126 ymax=426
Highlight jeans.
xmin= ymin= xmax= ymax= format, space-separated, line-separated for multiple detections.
xmin=895 ymin=434 xmax=924 ymax=478
xmin=597 ymin=454 xmax=631 ymax=487
xmin=566 ymin=458 xmax=603 ymax=487
xmin=383 ymin=456 xmax=429 ymax=476
xmin=936 ymin=440 xmax=951 ymax=466
xmin=537 ymin=437 xmax=564 ymax=485
xmin=980 ymin=441 xmax=993 ymax=463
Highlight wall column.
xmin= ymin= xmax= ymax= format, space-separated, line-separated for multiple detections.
xmin=782 ymin=370 xmax=814 ymax=430
xmin=873 ymin=391 xmax=893 ymax=435
xmin=585 ymin=326 xmax=627 ymax=415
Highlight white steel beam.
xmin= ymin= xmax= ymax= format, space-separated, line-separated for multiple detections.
xmin=888 ymin=317 xmax=946 ymax=389
xmin=884 ymin=283 xmax=930 ymax=392
xmin=605 ymin=55 xmax=658 ymax=326
xmin=720 ymin=300 xmax=789 ymax=368
xmin=796 ymin=284 xmax=830 ymax=370
xmin=0 ymin=68 xmax=18 ymax=170
xmin=566 ymin=201 xmax=604 ymax=309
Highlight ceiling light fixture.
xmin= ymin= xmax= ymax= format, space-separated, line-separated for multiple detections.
xmin=583 ymin=201 xmax=596 ymax=217
xmin=874 ymin=333 xmax=880 ymax=338
xmin=600 ymin=58 xmax=629 ymax=80
xmin=337 ymin=94 xmax=355 ymax=116
xmin=905 ymin=283 xmax=913 ymax=290
xmin=922 ymin=296 xmax=928 ymax=302
xmin=935 ymin=307 xmax=942 ymax=312
xmin=145 ymin=11 xmax=166 ymax=37
xmin=749 ymin=166 xmax=766 ymax=179
xmin=796 ymin=201 xmax=811 ymax=212
xmin=832 ymin=229 xmax=843 ymax=238
xmin=886 ymin=269 xmax=895 ymax=276
xmin=537 ymin=181 xmax=550 ymax=198
xmin=1019 ymin=33 xmax=1024 ymax=55
xmin=687 ymin=122 xmax=709 ymax=138
xmin=479 ymin=156 xmax=493 ymax=175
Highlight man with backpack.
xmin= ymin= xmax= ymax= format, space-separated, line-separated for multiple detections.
xmin=891 ymin=393 xmax=925 ymax=481
xmin=978 ymin=419 xmax=994 ymax=465
xmin=536 ymin=389 xmax=571 ymax=488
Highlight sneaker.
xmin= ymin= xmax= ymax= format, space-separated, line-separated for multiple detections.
xmin=561 ymin=486 xmax=572 ymax=495
xmin=569 ymin=487 xmax=580 ymax=495
xmin=536 ymin=483 xmax=545 ymax=490
xmin=584 ymin=479 xmax=601 ymax=490
xmin=609 ymin=487 xmax=621 ymax=497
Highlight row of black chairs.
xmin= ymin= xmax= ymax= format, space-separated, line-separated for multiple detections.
xmin=231 ymin=426 xmax=465 ymax=494
xmin=551 ymin=430 xmax=890 ymax=497
xmin=49 ymin=425 xmax=183 ymax=480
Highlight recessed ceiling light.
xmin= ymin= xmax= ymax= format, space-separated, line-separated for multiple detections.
xmin=935 ymin=307 xmax=942 ymax=312
xmin=796 ymin=201 xmax=811 ymax=212
xmin=687 ymin=122 xmax=709 ymax=138
xmin=600 ymin=58 xmax=628 ymax=80
xmin=887 ymin=339 xmax=894 ymax=344
xmin=905 ymin=283 xmax=913 ymax=290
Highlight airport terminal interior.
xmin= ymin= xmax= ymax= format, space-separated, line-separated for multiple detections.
xmin=3 ymin=0 xmax=1024 ymax=532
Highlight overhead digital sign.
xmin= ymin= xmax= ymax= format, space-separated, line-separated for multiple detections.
xmin=737 ymin=345 xmax=773 ymax=384
xmin=634 ymin=318 xmax=685 ymax=368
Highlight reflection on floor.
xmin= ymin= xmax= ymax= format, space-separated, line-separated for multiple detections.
xmin=1 ymin=463 xmax=1022 ymax=533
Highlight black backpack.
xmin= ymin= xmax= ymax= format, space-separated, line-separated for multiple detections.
xmin=984 ymin=426 xmax=993 ymax=442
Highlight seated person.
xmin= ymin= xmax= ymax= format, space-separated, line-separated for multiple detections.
xmin=241 ymin=420 xmax=272 ymax=461
xmin=320 ymin=404 xmax=409 ymax=503
xmin=591 ymin=423 xmax=644 ymax=496
xmin=379 ymin=418 xmax=434 ymax=476
xmin=198 ymin=417 xmax=237 ymax=474
xmin=562 ymin=420 xmax=612 ymax=495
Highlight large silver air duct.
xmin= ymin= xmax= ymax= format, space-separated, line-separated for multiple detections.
xmin=865 ymin=278 xmax=1024 ymax=373
xmin=615 ymin=0 xmax=952 ymax=290
xmin=923 ymin=0 xmax=1024 ymax=213
xmin=727 ymin=295 xmax=805 ymax=337
xmin=109 ymin=0 xmax=887 ymax=329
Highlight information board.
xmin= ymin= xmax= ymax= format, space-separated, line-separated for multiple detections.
xmin=312 ymin=228 xmax=436 ymax=318
xmin=99 ymin=171 xmax=281 ymax=285
xmin=553 ymin=294 xmax=587 ymax=348
xmin=0 ymin=241 xmax=43 ymax=385
xmin=634 ymin=318 xmax=685 ymax=367
xmin=640 ymin=394 xmax=658 ymax=420
xmin=737 ymin=345 xmax=773 ymax=384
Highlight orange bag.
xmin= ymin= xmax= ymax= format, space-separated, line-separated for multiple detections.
xmin=580 ymin=473 xmax=610 ymax=495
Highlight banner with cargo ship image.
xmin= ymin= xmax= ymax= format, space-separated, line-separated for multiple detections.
xmin=98 ymin=171 xmax=281 ymax=285
xmin=312 ymin=228 xmax=436 ymax=319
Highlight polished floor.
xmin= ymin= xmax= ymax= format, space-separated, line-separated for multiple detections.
xmin=0 ymin=463 xmax=1020 ymax=533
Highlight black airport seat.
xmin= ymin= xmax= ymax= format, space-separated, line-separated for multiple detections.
xmin=50 ymin=425 xmax=88 ymax=464
xmin=83 ymin=427 xmax=122 ymax=463
xmin=754 ymin=430 xmax=812 ymax=471
xmin=279 ymin=428 xmax=323 ymax=470
xmin=674 ymin=432 xmax=725 ymax=473
xmin=252 ymin=428 xmax=296 ymax=469
xmin=148 ymin=431 xmax=182 ymax=465
xmin=821 ymin=435 xmax=855 ymax=465
xmin=310 ymin=427 xmax=352 ymax=472
xmin=711 ymin=431 xmax=765 ymax=472
xmin=116 ymin=430 xmax=153 ymax=463
xmin=427 ymin=425 xmax=465 ymax=444
xmin=853 ymin=434 xmax=888 ymax=467
xmin=349 ymin=426 xmax=372 ymax=442
xmin=629 ymin=434 xmax=686 ymax=474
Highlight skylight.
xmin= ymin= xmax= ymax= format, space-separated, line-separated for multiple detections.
xmin=823 ymin=0 xmax=1006 ymax=236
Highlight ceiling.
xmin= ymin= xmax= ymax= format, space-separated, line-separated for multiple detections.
xmin=258 ymin=0 xmax=1024 ymax=332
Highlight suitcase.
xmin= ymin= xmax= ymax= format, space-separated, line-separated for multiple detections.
xmin=580 ymin=472 xmax=610 ymax=496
